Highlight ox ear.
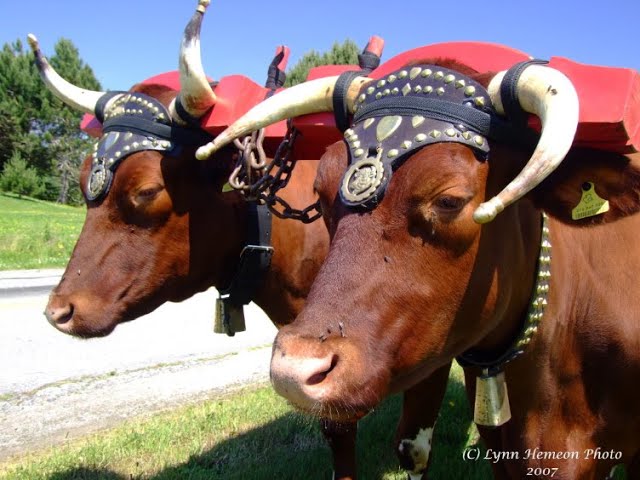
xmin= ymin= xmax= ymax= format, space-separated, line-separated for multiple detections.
xmin=531 ymin=149 xmax=640 ymax=225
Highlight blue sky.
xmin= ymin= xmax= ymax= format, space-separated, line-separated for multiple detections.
xmin=1 ymin=1 xmax=639 ymax=91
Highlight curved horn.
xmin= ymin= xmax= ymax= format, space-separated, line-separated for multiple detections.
xmin=27 ymin=34 xmax=106 ymax=113
xmin=473 ymin=65 xmax=579 ymax=223
xmin=196 ymin=75 xmax=370 ymax=159
xmin=170 ymin=0 xmax=217 ymax=123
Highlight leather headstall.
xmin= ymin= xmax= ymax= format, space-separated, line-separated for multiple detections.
xmin=87 ymin=91 xmax=213 ymax=201
xmin=337 ymin=64 xmax=525 ymax=210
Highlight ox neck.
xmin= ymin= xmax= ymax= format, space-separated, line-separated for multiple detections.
xmin=457 ymin=213 xmax=551 ymax=372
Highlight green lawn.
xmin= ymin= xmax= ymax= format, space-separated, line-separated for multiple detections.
xmin=0 ymin=193 xmax=85 ymax=270
xmin=0 ymin=364 xmax=494 ymax=480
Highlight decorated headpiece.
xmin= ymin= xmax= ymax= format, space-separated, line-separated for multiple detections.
xmin=339 ymin=64 xmax=495 ymax=209
xmin=86 ymin=92 xmax=212 ymax=201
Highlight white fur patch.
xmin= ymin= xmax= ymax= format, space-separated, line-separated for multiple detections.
xmin=399 ymin=427 xmax=434 ymax=475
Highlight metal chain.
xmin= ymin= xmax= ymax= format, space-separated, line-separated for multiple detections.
xmin=229 ymin=121 xmax=322 ymax=224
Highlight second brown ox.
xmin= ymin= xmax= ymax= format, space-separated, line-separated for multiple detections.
xmin=202 ymin=56 xmax=640 ymax=479
xmin=30 ymin=2 xmax=452 ymax=479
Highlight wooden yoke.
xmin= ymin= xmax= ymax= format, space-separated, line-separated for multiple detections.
xmin=293 ymin=41 xmax=640 ymax=154
xmin=83 ymin=41 xmax=638 ymax=155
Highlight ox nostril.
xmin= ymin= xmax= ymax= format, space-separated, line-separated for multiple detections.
xmin=46 ymin=303 xmax=74 ymax=326
xmin=306 ymin=354 xmax=338 ymax=386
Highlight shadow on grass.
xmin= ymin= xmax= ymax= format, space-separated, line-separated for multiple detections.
xmin=32 ymin=376 xmax=493 ymax=480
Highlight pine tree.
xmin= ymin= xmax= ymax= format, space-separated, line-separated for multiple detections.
xmin=0 ymin=37 xmax=101 ymax=204
xmin=285 ymin=40 xmax=360 ymax=87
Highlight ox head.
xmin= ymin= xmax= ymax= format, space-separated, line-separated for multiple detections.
xmin=201 ymin=56 xmax=640 ymax=421
xmin=33 ymin=1 xmax=247 ymax=337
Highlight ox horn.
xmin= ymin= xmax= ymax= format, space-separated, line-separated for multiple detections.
xmin=27 ymin=34 xmax=108 ymax=113
xmin=170 ymin=0 xmax=217 ymax=124
xmin=195 ymin=75 xmax=371 ymax=159
xmin=474 ymin=65 xmax=579 ymax=223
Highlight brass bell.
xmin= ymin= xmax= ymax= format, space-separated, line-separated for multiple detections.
xmin=214 ymin=296 xmax=246 ymax=337
xmin=474 ymin=368 xmax=512 ymax=427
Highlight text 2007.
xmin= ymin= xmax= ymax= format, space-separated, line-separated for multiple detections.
xmin=527 ymin=467 xmax=558 ymax=476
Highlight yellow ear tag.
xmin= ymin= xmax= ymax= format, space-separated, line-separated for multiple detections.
xmin=571 ymin=182 xmax=610 ymax=220
xmin=221 ymin=182 xmax=234 ymax=193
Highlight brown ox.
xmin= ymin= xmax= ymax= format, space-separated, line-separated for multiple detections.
xmin=201 ymin=57 xmax=640 ymax=478
xmin=29 ymin=2 xmax=451 ymax=479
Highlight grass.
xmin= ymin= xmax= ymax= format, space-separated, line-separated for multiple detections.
xmin=0 ymin=365 xmax=494 ymax=480
xmin=0 ymin=192 xmax=85 ymax=270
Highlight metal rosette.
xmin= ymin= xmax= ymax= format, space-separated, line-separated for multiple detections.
xmin=340 ymin=149 xmax=389 ymax=208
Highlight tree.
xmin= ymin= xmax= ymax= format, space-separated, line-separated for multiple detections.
xmin=0 ymin=37 xmax=100 ymax=204
xmin=0 ymin=150 xmax=43 ymax=198
xmin=285 ymin=39 xmax=360 ymax=87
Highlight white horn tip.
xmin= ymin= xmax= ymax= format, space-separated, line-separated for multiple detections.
xmin=27 ymin=34 xmax=39 ymax=50
xmin=473 ymin=198 xmax=505 ymax=224
xmin=196 ymin=0 xmax=211 ymax=13
xmin=196 ymin=142 xmax=216 ymax=160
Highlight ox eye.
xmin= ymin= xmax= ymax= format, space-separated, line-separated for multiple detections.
xmin=133 ymin=183 xmax=164 ymax=205
xmin=434 ymin=195 xmax=467 ymax=212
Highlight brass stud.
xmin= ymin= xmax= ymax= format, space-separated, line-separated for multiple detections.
xmin=402 ymin=83 xmax=412 ymax=96
xmin=445 ymin=128 xmax=456 ymax=137
xmin=414 ymin=86 xmax=422 ymax=93
xmin=348 ymin=134 xmax=358 ymax=142
xmin=107 ymin=158 xmax=114 ymax=165
xmin=124 ymin=145 xmax=131 ymax=151
xmin=354 ymin=148 xmax=364 ymax=157
xmin=462 ymin=132 xmax=472 ymax=140
xmin=429 ymin=130 xmax=441 ymax=138
xmin=376 ymin=115 xmax=403 ymax=142
xmin=387 ymin=148 xmax=399 ymax=158
xmin=132 ymin=142 xmax=140 ymax=148
xmin=344 ymin=128 xmax=355 ymax=138
xmin=387 ymin=74 xmax=397 ymax=83
xmin=401 ymin=140 xmax=412 ymax=149
xmin=474 ymin=135 xmax=484 ymax=146
xmin=382 ymin=88 xmax=391 ymax=96
xmin=423 ymin=86 xmax=433 ymax=94
xmin=415 ymin=133 xmax=427 ymax=142
xmin=444 ymin=74 xmax=455 ymax=84
xmin=358 ymin=94 xmax=366 ymax=103
xmin=474 ymin=97 xmax=486 ymax=107
xmin=421 ymin=68 xmax=433 ymax=77
xmin=412 ymin=115 xmax=425 ymax=128
xmin=161 ymin=141 xmax=171 ymax=148
xmin=142 ymin=140 xmax=149 ymax=146
xmin=391 ymin=87 xmax=399 ymax=95
xmin=464 ymin=85 xmax=476 ymax=97
xmin=436 ymin=87 xmax=445 ymax=96
xmin=409 ymin=67 xmax=422 ymax=79
xmin=363 ymin=118 xmax=376 ymax=130
xmin=376 ymin=92 xmax=383 ymax=99
xmin=377 ymin=79 xmax=387 ymax=88
xmin=366 ymin=86 xmax=375 ymax=95
xmin=398 ymin=70 xmax=408 ymax=79
xmin=115 ymin=151 xmax=121 ymax=158
xmin=352 ymin=140 xmax=361 ymax=149
xmin=434 ymin=71 xmax=444 ymax=80
xmin=455 ymin=79 xmax=466 ymax=89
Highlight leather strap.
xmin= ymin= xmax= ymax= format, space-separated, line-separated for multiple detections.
xmin=219 ymin=201 xmax=273 ymax=306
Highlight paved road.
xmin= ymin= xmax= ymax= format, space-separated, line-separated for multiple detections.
xmin=0 ymin=271 xmax=278 ymax=461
